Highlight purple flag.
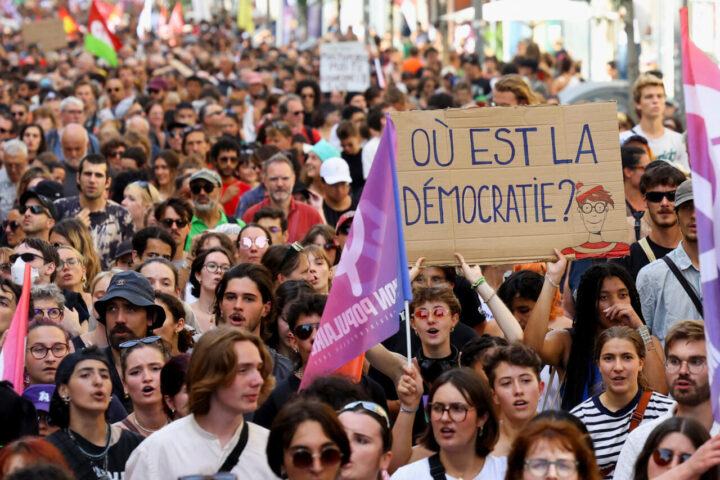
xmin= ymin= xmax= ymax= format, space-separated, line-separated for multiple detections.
xmin=681 ymin=7 xmax=720 ymax=422
xmin=300 ymin=116 xmax=413 ymax=389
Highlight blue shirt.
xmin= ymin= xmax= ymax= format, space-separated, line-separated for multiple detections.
xmin=637 ymin=241 xmax=702 ymax=343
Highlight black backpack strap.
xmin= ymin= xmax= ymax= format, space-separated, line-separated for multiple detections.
xmin=218 ymin=421 xmax=249 ymax=473
xmin=428 ymin=453 xmax=446 ymax=480
xmin=662 ymin=256 xmax=703 ymax=316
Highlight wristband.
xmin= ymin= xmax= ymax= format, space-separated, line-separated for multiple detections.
xmin=637 ymin=325 xmax=653 ymax=345
xmin=399 ymin=404 xmax=420 ymax=414
xmin=471 ymin=277 xmax=486 ymax=289
xmin=483 ymin=291 xmax=497 ymax=304
xmin=545 ymin=274 xmax=560 ymax=289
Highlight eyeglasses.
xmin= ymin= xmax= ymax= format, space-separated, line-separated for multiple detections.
xmin=524 ymin=458 xmax=579 ymax=478
xmin=2 ymin=220 xmax=19 ymax=231
xmin=338 ymin=401 xmax=391 ymax=427
xmin=665 ymin=356 xmax=707 ymax=374
xmin=148 ymin=88 xmax=160 ymax=94
xmin=652 ymin=448 xmax=692 ymax=467
xmin=10 ymin=252 xmax=45 ymax=264
xmin=58 ymin=257 xmax=80 ymax=269
xmin=37 ymin=411 xmax=54 ymax=426
xmin=645 ymin=190 xmax=676 ymax=203
xmin=413 ymin=307 xmax=449 ymax=321
xmin=107 ymin=87 xmax=122 ymax=93
xmin=218 ymin=155 xmax=239 ymax=164
xmin=20 ymin=205 xmax=49 ymax=216
xmin=108 ymin=149 xmax=125 ymax=158
xmin=289 ymin=446 xmax=342 ymax=470
xmin=240 ymin=236 xmax=268 ymax=250
xmin=190 ymin=183 xmax=215 ymax=195
xmin=293 ymin=323 xmax=319 ymax=341
xmin=28 ymin=342 xmax=68 ymax=359
xmin=169 ymin=130 xmax=184 ymax=138
xmin=11 ymin=111 xmax=24 ymax=117
xmin=0 ymin=128 xmax=10 ymax=134
xmin=323 ymin=240 xmax=338 ymax=251
xmin=337 ymin=224 xmax=351 ymax=235
xmin=33 ymin=307 xmax=63 ymax=319
xmin=119 ymin=335 xmax=162 ymax=349
xmin=160 ymin=218 xmax=188 ymax=229
xmin=580 ymin=202 xmax=607 ymax=214
xmin=204 ymin=262 xmax=231 ymax=274
xmin=278 ymin=242 xmax=304 ymax=271
xmin=427 ymin=402 xmax=474 ymax=422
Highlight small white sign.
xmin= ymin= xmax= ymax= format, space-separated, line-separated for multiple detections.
xmin=320 ymin=42 xmax=370 ymax=93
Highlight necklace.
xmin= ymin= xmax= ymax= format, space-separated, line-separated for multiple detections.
xmin=66 ymin=425 xmax=112 ymax=460
xmin=132 ymin=413 xmax=169 ymax=434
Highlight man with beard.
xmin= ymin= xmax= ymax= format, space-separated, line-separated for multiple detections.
xmin=210 ymin=137 xmax=251 ymax=215
xmin=613 ymin=320 xmax=716 ymax=480
xmin=242 ymin=154 xmax=323 ymax=242
xmin=185 ymin=168 xmax=244 ymax=250
xmin=54 ymin=154 xmax=134 ymax=270
xmin=93 ymin=270 xmax=166 ymax=412
xmin=154 ymin=198 xmax=193 ymax=269
xmin=213 ymin=263 xmax=293 ymax=382
xmin=614 ymin=162 xmax=686 ymax=279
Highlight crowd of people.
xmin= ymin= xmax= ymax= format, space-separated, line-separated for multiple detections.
xmin=0 ymin=16 xmax=713 ymax=480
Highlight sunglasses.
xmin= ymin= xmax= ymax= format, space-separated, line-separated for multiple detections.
xmin=337 ymin=224 xmax=351 ymax=235
xmin=293 ymin=323 xmax=319 ymax=341
xmin=108 ymin=149 xmax=125 ymax=158
xmin=119 ymin=335 xmax=162 ymax=349
xmin=278 ymin=242 xmax=304 ymax=271
xmin=169 ymin=130 xmax=184 ymax=138
xmin=323 ymin=240 xmax=338 ymax=251
xmin=338 ymin=401 xmax=391 ymax=427
xmin=190 ymin=183 xmax=215 ymax=195
xmin=218 ymin=155 xmax=239 ymax=164
xmin=240 ymin=236 xmax=269 ymax=249
xmin=10 ymin=252 xmax=45 ymax=264
xmin=148 ymin=88 xmax=160 ymax=94
xmin=2 ymin=220 xmax=19 ymax=231
xmin=413 ymin=307 xmax=449 ymax=321
xmin=645 ymin=190 xmax=676 ymax=203
xmin=0 ymin=128 xmax=8 ymax=134
xmin=160 ymin=218 xmax=188 ymax=229
xmin=652 ymin=447 xmax=692 ymax=467
xmin=107 ymin=87 xmax=121 ymax=92
xmin=289 ymin=446 xmax=342 ymax=470
xmin=20 ymin=205 xmax=49 ymax=216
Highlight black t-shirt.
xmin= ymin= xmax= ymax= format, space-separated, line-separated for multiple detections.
xmin=48 ymin=428 xmax=143 ymax=480
xmin=341 ymin=150 xmax=365 ymax=197
xmin=323 ymin=196 xmax=359 ymax=231
xmin=613 ymin=237 xmax=675 ymax=280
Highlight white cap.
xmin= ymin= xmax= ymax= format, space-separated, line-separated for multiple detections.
xmin=320 ymin=157 xmax=352 ymax=185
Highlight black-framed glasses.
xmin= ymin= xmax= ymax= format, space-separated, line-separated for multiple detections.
xmin=645 ymin=190 xmax=676 ymax=203
xmin=10 ymin=252 xmax=45 ymax=264
xmin=58 ymin=257 xmax=80 ymax=269
xmin=119 ymin=335 xmax=162 ymax=349
xmin=427 ymin=402 xmax=474 ymax=422
xmin=278 ymin=242 xmax=303 ymax=271
xmin=524 ymin=458 xmax=579 ymax=478
xmin=293 ymin=323 xmax=319 ymax=341
xmin=204 ymin=262 xmax=231 ymax=274
xmin=580 ymin=202 xmax=607 ymax=214
xmin=148 ymin=88 xmax=160 ymax=94
xmin=338 ymin=401 xmax=390 ymax=427
xmin=160 ymin=218 xmax=188 ymax=229
xmin=28 ymin=342 xmax=68 ymax=359
xmin=240 ymin=236 xmax=268 ymax=250
xmin=190 ymin=182 xmax=215 ymax=195
xmin=290 ymin=446 xmax=342 ymax=470
xmin=665 ymin=356 xmax=707 ymax=374
xmin=108 ymin=149 xmax=125 ymax=158
xmin=33 ymin=308 xmax=63 ymax=319
xmin=37 ymin=411 xmax=54 ymax=426
xmin=652 ymin=448 xmax=692 ymax=467
xmin=20 ymin=205 xmax=49 ymax=216
xmin=2 ymin=220 xmax=19 ymax=231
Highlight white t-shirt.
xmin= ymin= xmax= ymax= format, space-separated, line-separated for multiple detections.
xmin=619 ymin=126 xmax=689 ymax=173
xmin=125 ymin=415 xmax=279 ymax=480
xmin=390 ymin=455 xmax=507 ymax=480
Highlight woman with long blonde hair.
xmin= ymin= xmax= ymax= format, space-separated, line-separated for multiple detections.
xmin=50 ymin=218 xmax=101 ymax=289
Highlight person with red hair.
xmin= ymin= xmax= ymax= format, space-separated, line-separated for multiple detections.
xmin=0 ymin=436 xmax=72 ymax=478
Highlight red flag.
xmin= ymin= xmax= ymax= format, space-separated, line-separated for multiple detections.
xmin=58 ymin=7 xmax=78 ymax=36
xmin=0 ymin=264 xmax=32 ymax=394
xmin=169 ymin=3 xmax=184 ymax=36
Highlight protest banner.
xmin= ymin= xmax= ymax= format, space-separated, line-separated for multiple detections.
xmin=392 ymin=102 xmax=630 ymax=265
xmin=319 ymin=42 xmax=370 ymax=93
xmin=21 ymin=18 xmax=67 ymax=52
xmin=681 ymin=7 xmax=720 ymax=422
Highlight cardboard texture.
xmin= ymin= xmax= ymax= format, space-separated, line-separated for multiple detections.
xmin=391 ymin=102 xmax=630 ymax=265
xmin=22 ymin=19 xmax=67 ymax=52
xmin=319 ymin=42 xmax=370 ymax=93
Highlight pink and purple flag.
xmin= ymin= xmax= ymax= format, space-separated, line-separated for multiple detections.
xmin=0 ymin=264 xmax=32 ymax=394
xmin=681 ymin=7 xmax=720 ymax=422
xmin=300 ymin=116 xmax=413 ymax=389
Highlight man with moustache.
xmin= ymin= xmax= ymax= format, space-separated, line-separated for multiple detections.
xmin=185 ymin=168 xmax=244 ymax=250
xmin=93 ymin=270 xmax=166 ymax=411
xmin=614 ymin=162 xmax=686 ymax=279
xmin=614 ymin=320 xmax=717 ymax=480
xmin=213 ymin=263 xmax=293 ymax=382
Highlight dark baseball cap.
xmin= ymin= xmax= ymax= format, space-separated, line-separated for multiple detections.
xmin=19 ymin=191 xmax=59 ymax=221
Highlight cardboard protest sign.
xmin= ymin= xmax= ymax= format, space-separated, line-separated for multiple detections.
xmin=391 ymin=102 xmax=629 ymax=265
xmin=320 ymin=42 xmax=370 ymax=93
xmin=22 ymin=19 xmax=67 ymax=52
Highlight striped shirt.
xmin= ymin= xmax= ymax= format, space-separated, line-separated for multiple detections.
xmin=570 ymin=390 xmax=674 ymax=479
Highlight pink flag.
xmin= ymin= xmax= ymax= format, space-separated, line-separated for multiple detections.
xmin=0 ymin=264 xmax=32 ymax=394
xmin=169 ymin=3 xmax=184 ymax=36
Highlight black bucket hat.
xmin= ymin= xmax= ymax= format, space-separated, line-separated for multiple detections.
xmin=93 ymin=270 xmax=165 ymax=330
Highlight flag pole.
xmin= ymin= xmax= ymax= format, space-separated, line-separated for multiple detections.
xmin=405 ymin=300 xmax=411 ymax=367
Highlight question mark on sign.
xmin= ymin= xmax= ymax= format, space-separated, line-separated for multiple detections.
xmin=558 ymin=179 xmax=576 ymax=222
